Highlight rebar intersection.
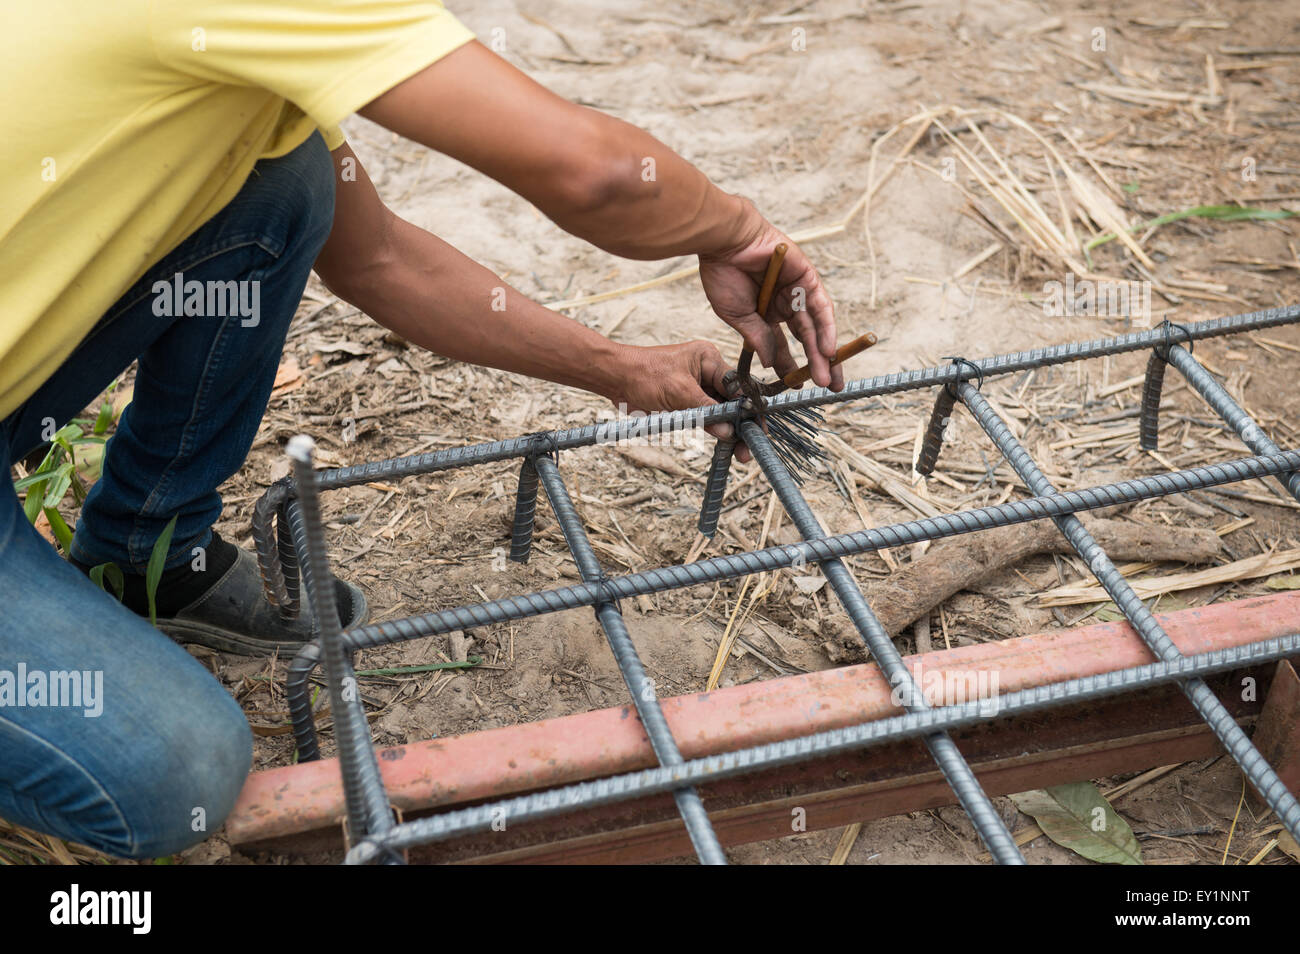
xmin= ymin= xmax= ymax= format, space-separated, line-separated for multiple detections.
xmin=261 ymin=304 xmax=1300 ymax=865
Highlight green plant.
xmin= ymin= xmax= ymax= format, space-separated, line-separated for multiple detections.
xmin=1085 ymin=203 xmax=1296 ymax=256
xmin=145 ymin=515 xmax=178 ymax=626
xmin=13 ymin=422 xmax=104 ymax=550
xmin=15 ymin=384 xmax=194 ymax=627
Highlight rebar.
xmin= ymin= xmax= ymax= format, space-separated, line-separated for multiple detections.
xmin=697 ymin=438 xmax=736 ymax=537
xmin=1165 ymin=343 xmax=1300 ymax=501
xmin=508 ymin=456 xmax=541 ymax=563
xmin=281 ymin=305 xmax=1299 ymax=501
xmin=1139 ymin=350 xmax=1168 ymax=451
xmin=285 ymin=438 xmax=398 ymax=857
xmin=957 ymin=384 xmax=1300 ymax=841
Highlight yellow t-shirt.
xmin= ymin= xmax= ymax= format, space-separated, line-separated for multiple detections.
xmin=0 ymin=2 xmax=475 ymax=419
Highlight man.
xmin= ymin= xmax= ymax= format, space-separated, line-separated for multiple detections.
xmin=1 ymin=4 xmax=840 ymax=858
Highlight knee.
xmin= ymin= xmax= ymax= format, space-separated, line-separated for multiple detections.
xmin=113 ymin=691 xmax=253 ymax=860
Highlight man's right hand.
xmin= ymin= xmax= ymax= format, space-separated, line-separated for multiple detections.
xmin=698 ymin=210 xmax=842 ymax=392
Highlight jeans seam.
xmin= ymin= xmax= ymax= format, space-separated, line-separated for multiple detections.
xmin=0 ymin=715 xmax=137 ymax=856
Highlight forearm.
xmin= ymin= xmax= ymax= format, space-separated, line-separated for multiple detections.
xmin=323 ymin=215 xmax=629 ymax=399
xmin=547 ymin=111 xmax=760 ymax=260
xmin=359 ymin=41 xmax=761 ymax=260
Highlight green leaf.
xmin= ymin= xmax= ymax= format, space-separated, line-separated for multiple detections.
xmin=90 ymin=562 xmax=125 ymax=601
xmin=1010 ymin=782 xmax=1143 ymax=864
xmin=72 ymin=440 xmax=104 ymax=484
xmin=23 ymin=484 xmax=44 ymax=524
xmin=42 ymin=508 xmax=74 ymax=552
xmin=52 ymin=422 xmax=83 ymax=445
xmin=41 ymin=462 xmax=74 ymax=508
xmin=12 ymin=471 xmax=49 ymax=491
xmin=93 ymin=401 xmax=115 ymax=435
xmin=1092 ymin=602 xmax=1125 ymax=622
xmin=145 ymin=515 xmax=178 ymax=627
xmin=1085 ymin=204 xmax=1296 ymax=252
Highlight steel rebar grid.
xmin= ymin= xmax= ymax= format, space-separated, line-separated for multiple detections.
xmin=285 ymin=438 xmax=399 ymax=859
xmin=255 ymin=308 xmax=1300 ymax=863
xmin=531 ymin=455 xmax=727 ymax=864
xmin=341 ymin=629 xmax=1300 ymax=863
xmin=284 ymin=449 xmax=1300 ymax=761
xmin=739 ymin=419 xmax=1025 ymax=865
xmin=956 ymin=384 xmax=1300 ymax=841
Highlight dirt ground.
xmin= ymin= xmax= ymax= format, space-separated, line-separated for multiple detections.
xmin=23 ymin=0 xmax=1300 ymax=865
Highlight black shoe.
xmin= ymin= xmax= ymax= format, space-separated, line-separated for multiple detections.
xmin=157 ymin=547 xmax=368 ymax=656
xmin=73 ymin=533 xmax=368 ymax=656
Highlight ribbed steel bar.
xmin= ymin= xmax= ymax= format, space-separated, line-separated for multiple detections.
xmin=285 ymin=449 xmax=1300 ymax=759
xmin=739 ymin=418 xmax=1025 ymax=865
xmin=285 ymin=438 xmax=397 ymax=853
xmin=343 ymin=631 xmax=1300 ymax=863
xmin=296 ymin=305 xmax=1299 ymax=494
xmin=697 ymin=438 xmax=736 ymax=537
xmin=917 ymin=385 xmax=958 ymax=477
xmin=1139 ymin=350 xmax=1168 ymax=451
xmin=958 ymin=384 xmax=1300 ymax=841
xmin=251 ymin=480 xmax=294 ymax=613
xmin=532 ymin=455 xmax=727 ymax=865
xmin=1166 ymin=344 xmax=1300 ymax=500
xmin=275 ymin=501 xmax=302 ymax=619
xmin=508 ymin=457 xmax=541 ymax=563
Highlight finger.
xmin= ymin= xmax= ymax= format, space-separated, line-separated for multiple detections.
xmin=705 ymin=421 xmax=735 ymax=443
xmin=786 ymin=307 xmax=832 ymax=388
xmin=805 ymin=279 xmax=838 ymax=362
xmin=733 ymin=315 xmax=776 ymax=367
xmin=780 ymin=242 xmax=838 ymax=360
xmin=698 ymin=346 xmax=732 ymax=400
xmin=734 ymin=441 xmax=752 ymax=463
xmin=768 ymin=327 xmax=797 ymax=377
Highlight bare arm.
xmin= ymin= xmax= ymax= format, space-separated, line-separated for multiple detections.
xmin=358 ymin=41 xmax=841 ymax=389
xmin=313 ymin=144 xmax=737 ymax=428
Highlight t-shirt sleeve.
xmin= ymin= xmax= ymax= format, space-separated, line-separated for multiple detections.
xmin=319 ymin=123 xmax=347 ymax=151
xmin=150 ymin=1 xmax=475 ymax=130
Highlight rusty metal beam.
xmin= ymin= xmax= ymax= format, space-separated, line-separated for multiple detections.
xmin=227 ymin=593 xmax=1300 ymax=862
xmin=1248 ymin=658 xmax=1300 ymax=810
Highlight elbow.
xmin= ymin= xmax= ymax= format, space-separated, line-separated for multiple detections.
xmin=546 ymin=113 xmax=657 ymax=220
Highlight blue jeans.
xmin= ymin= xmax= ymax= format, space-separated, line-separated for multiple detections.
xmin=0 ymin=132 xmax=335 ymax=857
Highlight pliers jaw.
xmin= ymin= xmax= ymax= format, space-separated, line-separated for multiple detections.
xmin=722 ymin=367 xmax=772 ymax=434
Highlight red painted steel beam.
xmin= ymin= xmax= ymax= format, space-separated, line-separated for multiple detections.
xmin=226 ymin=593 xmax=1300 ymax=861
